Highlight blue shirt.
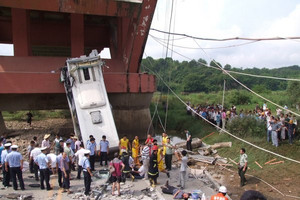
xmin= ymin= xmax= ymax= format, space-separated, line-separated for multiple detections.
xmin=100 ymin=140 xmax=109 ymax=152
xmin=5 ymin=151 xmax=23 ymax=167
xmin=81 ymin=156 xmax=91 ymax=172
xmin=56 ymin=154 xmax=69 ymax=170
xmin=35 ymin=153 xmax=49 ymax=169
xmin=66 ymin=138 xmax=75 ymax=150
xmin=87 ymin=142 xmax=96 ymax=156
xmin=1 ymin=149 xmax=9 ymax=164
xmin=0 ymin=146 xmax=4 ymax=163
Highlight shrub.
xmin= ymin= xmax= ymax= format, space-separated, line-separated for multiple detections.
xmin=229 ymin=90 xmax=251 ymax=105
xmin=226 ymin=116 xmax=266 ymax=138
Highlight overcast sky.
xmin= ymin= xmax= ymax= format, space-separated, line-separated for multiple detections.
xmin=144 ymin=0 xmax=300 ymax=69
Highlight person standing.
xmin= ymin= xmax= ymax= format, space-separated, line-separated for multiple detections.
xmin=30 ymin=143 xmax=41 ymax=181
xmin=60 ymin=152 xmax=72 ymax=194
xmin=119 ymin=135 xmax=130 ymax=155
xmin=53 ymin=134 xmax=62 ymax=155
xmin=270 ymin=117 xmax=280 ymax=147
xmin=185 ymin=130 xmax=192 ymax=151
xmin=56 ymin=149 xmax=65 ymax=188
xmin=238 ymin=148 xmax=248 ymax=187
xmin=26 ymin=112 xmax=33 ymax=127
xmin=81 ymin=150 xmax=93 ymax=196
xmin=157 ymin=146 xmax=170 ymax=178
xmin=1 ymin=143 xmax=11 ymax=187
xmin=75 ymin=143 xmax=85 ymax=179
xmin=5 ymin=145 xmax=25 ymax=190
xmin=35 ymin=147 xmax=52 ymax=190
xmin=141 ymin=144 xmax=150 ymax=179
xmin=165 ymin=137 xmax=174 ymax=171
xmin=27 ymin=141 xmax=35 ymax=173
xmin=99 ymin=135 xmax=109 ymax=167
xmin=110 ymin=152 xmax=124 ymax=196
xmin=221 ymin=109 xmax=226 ymax=131
xmin=148 ymin=145 xmax=159 ymax=187
xmin=132 ymin=136 xmax=140 ymax=166
xmin=175 ymin=150 xmax=188 ymax=189
xmin=162 ymin=132 xmax=168 ymax=155
xmin=64 ymin=141 xmax=73 ymax=172
xmin=74 ymin=137 xmax=81 ymax=152
xmin=145 ymin=134 xmax=154 ymax=145
xmin=287 ymin=120 xmax=296 ymax=144
xmin=42 ymin=134 xmax=51 ymax=154
xmin=87 ymin=138 xmax=96 ymax=171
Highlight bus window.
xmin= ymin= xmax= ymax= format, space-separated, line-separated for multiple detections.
xmin=83 ymin=68 xmax=90 ymax=81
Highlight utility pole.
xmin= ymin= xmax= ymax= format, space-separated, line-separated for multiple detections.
xmin=222 ymin=80 xmax=226 ymax=108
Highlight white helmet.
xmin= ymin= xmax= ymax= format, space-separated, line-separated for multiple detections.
xmin=219 ymin=186 xmax=227 ymax=193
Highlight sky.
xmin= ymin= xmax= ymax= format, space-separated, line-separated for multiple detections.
xmin=144 ymin=0 xmax=300 ymax=69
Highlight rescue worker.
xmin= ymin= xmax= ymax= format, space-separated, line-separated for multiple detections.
xmin=161 ymin=132 xmax=168 ymax=155
xmin=119 ymin=135 xmax=131 ymax=155
xmin=132 ymin=136 xmax=140 ymax=165
xmin=1 ymin=143 xmax=11 ymax=187
xmin=148 ymin=145 xmax=159 ymax=187
xmin=157 ymin=146 xmax=170 ymax=178
xmin=81 ymin=149 xmax=93 ymax=196
xmin=5 ymin=145 xmax=25 ymax=190
xmin=35 ymin=147 xmax=52 ymax=190
xmin=121 ymin=150 xmax=135 ymax=182
xmin=238 ymin=148 xmax=248 ymax=187
xmin=210 ymin=186 xmax=228 ymax=200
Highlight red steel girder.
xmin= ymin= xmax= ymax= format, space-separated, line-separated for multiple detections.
xmin=0 ymin=0 xmax=140 ymax=17
xmin=123 ymin=0 xmax=157 ymax=73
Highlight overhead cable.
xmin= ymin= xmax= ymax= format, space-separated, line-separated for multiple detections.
xmin=149 ymin=35 xmax=300 ymax=82
xmin=142 ymin=61 xmax=300 ymax=165
xmin=151 ymin=28 xmax=300 ymax=42
xmin=193 ymin=39 xmax=300 ymax=117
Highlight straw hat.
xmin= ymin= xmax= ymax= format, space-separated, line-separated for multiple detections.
xmin=44 ymin=134 xmax=51 ymax=139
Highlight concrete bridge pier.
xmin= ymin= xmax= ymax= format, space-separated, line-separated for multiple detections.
xmin=109 ymin=93 xmax=154 ymax=141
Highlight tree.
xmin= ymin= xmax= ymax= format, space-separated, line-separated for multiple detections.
xmin=286 ymin=82 xmax=300 ymax=108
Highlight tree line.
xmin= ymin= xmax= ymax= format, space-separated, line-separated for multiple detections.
xmin=141 ymin=57 xmax=300 ymax=92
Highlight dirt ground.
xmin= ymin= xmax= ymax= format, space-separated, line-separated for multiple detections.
xmin=2 ymin=119 xmax=300 ymax=200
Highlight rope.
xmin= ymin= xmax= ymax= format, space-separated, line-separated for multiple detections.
xmin=142 ymin=62 xmax=300 ymax=165
xmin=150 ymin=34 xmax=300 ymax=82
xmin=193 ymin=39 xmax=300 ymax=117
xmin=150 ymin=28 xmax=300 ymax=42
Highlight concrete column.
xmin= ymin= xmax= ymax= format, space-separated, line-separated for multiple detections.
xmin=108 ymin=93 xmax=154 ymax=140
xmin=11 ymin=8 xmax=31 ymax=56
xmin=71 ymin=13 xmax=84 ymax=57
xmin=0 ymin=111 xmax=7 ymax=134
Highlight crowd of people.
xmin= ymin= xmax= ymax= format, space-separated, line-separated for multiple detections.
xmin=0 ymin=132 xmax=196 ymax=198
xmin=186 ymin=102 xmax=298 ymax=146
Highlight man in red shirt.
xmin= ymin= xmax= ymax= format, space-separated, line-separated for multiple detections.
xmin=145 ymin=134 xmax=154 ymax=145
xmin=210 ymin=186 xmax=228 ymax=200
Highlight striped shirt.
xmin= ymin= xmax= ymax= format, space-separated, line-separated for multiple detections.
xmin=142 ymin=146 xmax=150 ymax=159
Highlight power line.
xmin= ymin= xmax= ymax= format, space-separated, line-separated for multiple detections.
xmin=142 ymin=62 xmax=300 ymax=165
xmin=150 ymin=35 xmax=300 ymax=82
xmin=151 ymin=28 xmax=300 ymax=42
xmin=193 ymin=39 xmax=300 ymax=117
xmin=150 ymin=34 xmax=259 ymax=50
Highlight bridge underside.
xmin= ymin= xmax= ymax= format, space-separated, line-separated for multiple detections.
xmin=0 ymin=0 xmax=158 ymax=139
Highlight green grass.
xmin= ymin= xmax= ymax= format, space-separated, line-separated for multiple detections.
xmin=202 ymin=132 xmax=300 ymax=175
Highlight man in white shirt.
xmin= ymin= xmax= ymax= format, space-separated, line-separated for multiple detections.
xmin=75 ymin=143 xmax=85 ymax=179
xmin=30 ymin=144 xmax=41 ymax=181
xmin=175 ymin=150 xmax=188 ymax=189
